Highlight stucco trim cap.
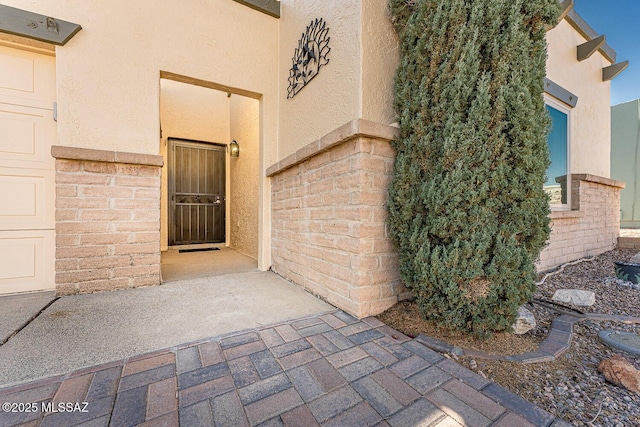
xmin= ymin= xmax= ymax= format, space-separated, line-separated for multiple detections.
xmin=266 ymin=119 xmax=399 ymax=177
xmin=51 ymin=146 xmax=164 ymax=167
xmin=573 ymin=174 xmax=625 ymax=189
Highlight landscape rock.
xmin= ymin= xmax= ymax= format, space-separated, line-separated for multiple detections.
xmin=552 ymin=289 xmax=596 ymax=306
xmin=629 ymin=252 xmax=640 ymax=264
xmin=603 ymin=276 xmax=640 ymax=291
xmin=512 ymin=306 xmax=536 ymax=335
xmin=598 ymin=355 xmax=640 ymax=394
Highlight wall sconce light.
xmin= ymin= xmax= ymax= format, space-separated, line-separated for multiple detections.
xmin=229 ymin=140 xmax=239 ymax=157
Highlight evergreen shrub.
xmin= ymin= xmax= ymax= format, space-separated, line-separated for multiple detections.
xmin=388 ymin=0 xmax=560 ymax=337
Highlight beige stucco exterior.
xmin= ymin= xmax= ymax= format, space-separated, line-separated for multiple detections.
xmin=361 ymin=0 xmax=399 ymax=126
xmin=0 ymin=2 xmax=624 ymax=317
xmin=268 ymin=9 xmax=623 ymax=317
xmin=0 ymin=0 xmax=279 ymax=273
xmin=277 ymin=0 xmax=400 ymax=159
xmin=229 ymin=95 xmax=260 ymax=259
xmin=546 ymin=19 xmax=613 ymax=178
xmin=278 ymin=0 xmax=362 ymax=158
xmin=0 ymin=0 xmax=279 ymax=157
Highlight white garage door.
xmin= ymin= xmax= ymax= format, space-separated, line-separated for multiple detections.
xmin=0 ymin=44 xmax=56 ymax=294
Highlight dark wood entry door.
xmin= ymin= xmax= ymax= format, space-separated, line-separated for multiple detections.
xmin=169 ymin=138 xmax=226 ymax=245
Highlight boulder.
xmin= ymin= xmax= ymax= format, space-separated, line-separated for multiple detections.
xmin=552 ymin=289 xmax=595 ymax=307
xmin=630 ymin=252 xmax=640 ymax=264
xmin=598 ymin=355 xmax=640 ymax=394
xmin=512 ymin=306 xmax=536 ymax=335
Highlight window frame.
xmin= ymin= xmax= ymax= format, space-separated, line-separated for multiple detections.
xmin=544 ymin=95 xmax=572 ymax=211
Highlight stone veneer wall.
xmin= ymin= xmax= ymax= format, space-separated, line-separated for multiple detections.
xmin=538 ymin=174 xmax=624 ymax=271
xmin=51 ymin=146 xmax=163 ymax=295
xmin=269 ymin=122 xmax=625 ymax=318
xmin=267 ymin=120 xmax=409 ymax=318
xmin=618 ymin=237 xmax=640 ymax=250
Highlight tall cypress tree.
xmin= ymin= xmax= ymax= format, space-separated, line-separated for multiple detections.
xmin=388 ymin=0 xmax=559 ymax=337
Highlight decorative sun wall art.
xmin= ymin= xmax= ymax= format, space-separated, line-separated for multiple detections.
xmin=287 ymin=18 xmax=331 ymax=99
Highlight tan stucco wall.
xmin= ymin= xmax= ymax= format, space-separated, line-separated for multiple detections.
xmin=0 ymin=0 xmax=279 ymax=158
xmin=230 ymin=96 xmax=260 ymax=259
xmin=361 ymin=0 xmax=399 ymax=126
xmin=5 ymin=2 xmax=617 ymax=283
xmin=276 ymin=8 xmax=614 ymax=176
xmin=546 ymin=19 xmax=612 ymax=178
xmin=2 ymin=0 xmax=278 ymax=269
xmin=159 ymin=79 xmax=231 ymax=251
xmin=278 ymin=0 xmax=362 ymax=159
xmin=277 ymin=0 xmax=400 ymax=160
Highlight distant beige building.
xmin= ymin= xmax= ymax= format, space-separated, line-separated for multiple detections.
xmin=0 ymin=0 xmax=626 ymax=317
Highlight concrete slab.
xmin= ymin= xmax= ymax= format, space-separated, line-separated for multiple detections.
xmin=0 ymin=271 xmax=333 ymax=387
xmin=0 ymin=291 xmax=56 ymax=345
xmin=161 ymin=247 xmax=258 ymax=282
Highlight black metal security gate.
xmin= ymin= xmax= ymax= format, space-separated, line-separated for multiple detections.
xmin=168 ymin=138 xmax=226 ymax=245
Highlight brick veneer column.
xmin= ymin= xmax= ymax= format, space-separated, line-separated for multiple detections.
xmin=537 ymin=174 xmax=624 ymax=271
xmin=268 ymin=120 xmax=409 ymax=318
xmin=52 ymin=146 xmax=163 ymax=295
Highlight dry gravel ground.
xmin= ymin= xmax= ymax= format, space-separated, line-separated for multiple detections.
xmin=379 ymin=248 xmax=640 ymax=427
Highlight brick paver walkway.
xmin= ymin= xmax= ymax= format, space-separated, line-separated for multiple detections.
xmin=0 ymin=311 xmax=571 ymax=427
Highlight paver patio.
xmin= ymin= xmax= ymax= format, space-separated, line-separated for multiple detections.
xmin=0 ymin=310 xmax=571 ymax=427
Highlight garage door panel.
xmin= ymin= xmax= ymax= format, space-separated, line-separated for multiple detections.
xmin=0 ymin=230 xmax=55 ymax=294
xmin=0 ymin=168 xmax=54 ymax=229
xmin=0 ymin=240 xmax=35 ymax=280
xmin=0 ymin=45 xmax=55 ymax=295
xmin=0 ymin=102 xmax=55 ymax=169
xmin=0 ymin=45 xmax=55 ymax=110
xmin=0 ymin=50 xmax=34 ymax=92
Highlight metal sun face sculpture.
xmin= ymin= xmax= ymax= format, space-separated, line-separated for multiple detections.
xmin=287 ymin=18 xmax=331 ymax=99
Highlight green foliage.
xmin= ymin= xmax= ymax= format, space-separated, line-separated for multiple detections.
xmin=388 ymin=0 xmax=559 ymax=337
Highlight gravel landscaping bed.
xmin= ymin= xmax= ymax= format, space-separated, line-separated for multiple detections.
xmin=379 ymin=248 xmax=640 ymax=427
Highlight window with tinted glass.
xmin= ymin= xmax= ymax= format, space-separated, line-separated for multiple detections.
xmin=545 ymin=102 xmax=570 ymax=207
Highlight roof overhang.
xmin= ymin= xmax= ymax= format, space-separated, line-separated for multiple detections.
xmin=565 ymin=9 xmax=616 ymax=63
xmin=232 ymin=0 xmax=280 ymax=19
xmin=552 ymin=0 xmax=627 ymax=82
xmin=0 ymin=4 xmax=81 ymax=46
